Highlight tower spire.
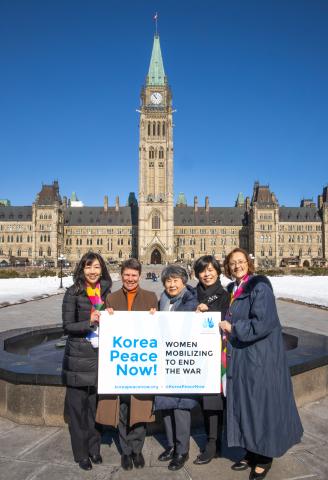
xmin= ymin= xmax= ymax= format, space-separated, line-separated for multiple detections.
xmin=146 ymin=34 xmax=166 ymax=86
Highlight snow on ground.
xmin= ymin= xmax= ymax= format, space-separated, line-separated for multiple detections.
xmin=0 ymin=276 xmax=74 ymax=305
xmin=0 ymin=273 xmax=120 ymax=305
xmin=0 ymin=274 xmax=327 ymax=307
xmin=268 ymin=275 xmax=328 ymax=307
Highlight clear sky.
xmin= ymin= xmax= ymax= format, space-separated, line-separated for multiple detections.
xmin=1 ymin=0 xmax=327 ymax=208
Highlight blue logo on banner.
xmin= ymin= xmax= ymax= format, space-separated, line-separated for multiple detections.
xmin=202 ymin=317 xmax=214 ymax=328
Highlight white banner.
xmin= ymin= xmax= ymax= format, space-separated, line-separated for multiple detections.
xmin=98 ymin=311 xmax=221 ymax=394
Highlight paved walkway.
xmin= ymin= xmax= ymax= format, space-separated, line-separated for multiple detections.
xmin=0 ymin=276 xmax=328 ymax=479
xmin=0 ymin=397 xmax=327 ymax=480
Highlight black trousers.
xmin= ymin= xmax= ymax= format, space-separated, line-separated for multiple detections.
xmin=245 ymin=450 xmax=273 ymax=467
xmin=119 ymin=396 xmax=146 ymax=455
xmin=162 ymin=409 xmax=191 ymax=455
xmin=204 ymin=410 xmax=223 ymax=447
xmin=65 ymin=386 xmax=101 ymax=462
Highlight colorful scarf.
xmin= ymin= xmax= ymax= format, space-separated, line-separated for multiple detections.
xmin=85 ymin=282 xmax=105 ymax=348
xmin=221 ymin=274 xmax=250 ymax=396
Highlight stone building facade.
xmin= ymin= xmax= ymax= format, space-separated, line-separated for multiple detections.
xmin=0 ymin=36 xmax=327 ymax=269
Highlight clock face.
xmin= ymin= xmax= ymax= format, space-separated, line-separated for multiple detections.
xmin=150 ymin=92 xmax=163 ymax=105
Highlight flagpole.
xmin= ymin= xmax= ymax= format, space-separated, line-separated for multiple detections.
xmin=154 ymin=12 xmax=158 ymax=35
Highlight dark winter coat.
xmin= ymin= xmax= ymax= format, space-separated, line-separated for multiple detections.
xmin=226 ymin=275 xmax=303 ymax=458
xmin=154 ymin=285 xmax=199 ymax=411
xmin=62 ymin=280 xmax=111 ymax=387
xmin=197 ymin=278 xmax=230 ymax=410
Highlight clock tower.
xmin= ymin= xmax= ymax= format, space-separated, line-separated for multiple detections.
xmin=138 ymin=35 xmax=174 ymax=264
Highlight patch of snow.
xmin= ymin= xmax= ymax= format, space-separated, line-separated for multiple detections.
xmin=268 ymin=275 xmax=328 ymax=307
xmin=0 ymin=276 xmax=74 ymax=304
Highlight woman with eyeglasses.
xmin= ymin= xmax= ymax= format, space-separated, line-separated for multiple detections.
xmin=220 ymin=248 xmax=303 ymax=480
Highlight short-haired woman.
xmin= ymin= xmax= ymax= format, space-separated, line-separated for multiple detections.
xmin=155 ymin=265 xmax=199 ymax=471
xmin=62 ymin=252 xmax=112 ymax=470
xmin=220 ymin=248 xmax=303 ymax=480
xmin=193 ymin=255 xmax=230 ymax=465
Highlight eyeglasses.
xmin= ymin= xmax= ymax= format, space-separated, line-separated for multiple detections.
xmin=229 ymin=260 xmax=247 ymax=268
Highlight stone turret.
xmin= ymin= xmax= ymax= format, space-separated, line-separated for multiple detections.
xmin=194 ymin=196 xmax=198 ymax=212
xmin=205 ymin=196 xmax=209 ymax=213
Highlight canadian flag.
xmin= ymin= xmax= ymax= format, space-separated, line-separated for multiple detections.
xmin=153 ymin=12 xmax=158 ymax=21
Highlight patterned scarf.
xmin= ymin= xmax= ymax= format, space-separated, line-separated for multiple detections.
xmin=85 ymin=282 xmax=105 ymax=348
xmin=159 ymin=287 xmax=187 ymax=311
xmin=221 ymin=274 xmax=250 ymax=395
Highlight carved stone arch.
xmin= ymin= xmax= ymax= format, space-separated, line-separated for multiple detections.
xmin=149 ymin=244 xmax=166 ymax=264
xmin=151 ymin=249 xmax=161 ymax=264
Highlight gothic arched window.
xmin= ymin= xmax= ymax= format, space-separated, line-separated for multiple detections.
xmin=162 ymin=122 xmax=166 ymax=136
xmin=148 ymin=122 xmax=151 ymax=136
xmin=157 ymin=122 xmax=160 ymax=136
xmin=152 ymin=122 xmax=156 ymax=136
xmin=152 ymin=214 xmax=160 ymax=230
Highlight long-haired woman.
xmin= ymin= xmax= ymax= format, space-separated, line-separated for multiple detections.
xmin=62 ymin=252 xmax=112 ymax=471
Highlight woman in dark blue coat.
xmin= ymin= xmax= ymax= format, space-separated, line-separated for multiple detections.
xmin=154 ymin=265 xmax=199 ymax=471
xmin=219 ymin=248 xmax=303 ymax=480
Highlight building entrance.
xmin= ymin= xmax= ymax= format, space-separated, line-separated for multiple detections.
xmin=150 ymin=249 xmax=162 ymax=264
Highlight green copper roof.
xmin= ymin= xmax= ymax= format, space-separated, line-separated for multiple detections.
xmin=71 ymin=192 xmax=77 ymax=202
xmin=235 ymin=192 xmax=244 ymax=207
xmin=146 ymin=35 xmax=166 ymax=86
xmin=176 ymin=192 xmax=187 ymax=206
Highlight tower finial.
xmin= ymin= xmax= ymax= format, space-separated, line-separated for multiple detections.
xmin=153 ymin=12 xmax=158 ymax=35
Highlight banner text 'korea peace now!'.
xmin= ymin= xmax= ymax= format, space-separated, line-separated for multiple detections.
xmin=98 ymin=311 xmax=221 ymax=394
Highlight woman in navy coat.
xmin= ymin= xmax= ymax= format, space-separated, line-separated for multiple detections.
xmin=154 ymin=264 xmax=199 ymax=471
xmin=219 ymin=248 xmax=303 ymax=480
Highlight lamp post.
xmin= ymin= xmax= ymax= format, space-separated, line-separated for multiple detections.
xmin=58 ymin=254 xmax=66 ymax=289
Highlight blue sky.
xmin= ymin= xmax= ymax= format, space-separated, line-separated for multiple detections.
xmin=1 ymin=0 xmax=327 ymax=208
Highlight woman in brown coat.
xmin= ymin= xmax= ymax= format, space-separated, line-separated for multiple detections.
xmin=96 ymin=258 xmax=157 ymax=471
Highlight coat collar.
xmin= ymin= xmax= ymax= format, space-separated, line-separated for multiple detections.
xmin=227 ymin=275 xmax=273 ymax=299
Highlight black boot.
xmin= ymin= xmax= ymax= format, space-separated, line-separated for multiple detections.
xmin=193 ymin=440 xmax=216 ymax=465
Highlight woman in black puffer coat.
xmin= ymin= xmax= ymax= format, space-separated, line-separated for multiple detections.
xmin=193 ymin=255 xmax=230 ymax=465
xmin=62 ymin=252 xmax=112 ymax=471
